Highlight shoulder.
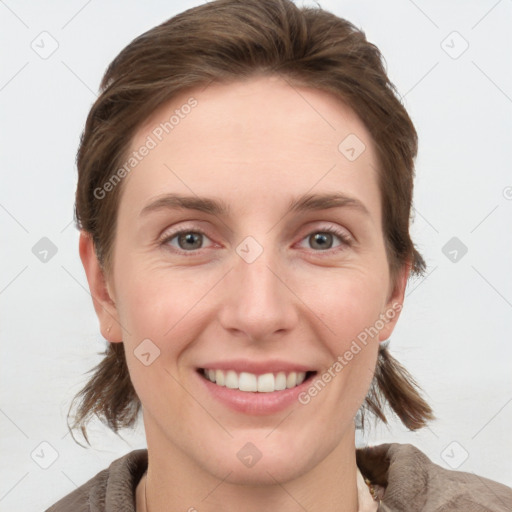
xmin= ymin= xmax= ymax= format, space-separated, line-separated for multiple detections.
xmin=356 ymin=442 xmax=512 ymax=512
xmin=45 ymin=449 xmax=148 ymax=512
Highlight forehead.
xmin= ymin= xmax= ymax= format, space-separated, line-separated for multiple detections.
xmin=120 ymin=75 xmax=381 ymax=221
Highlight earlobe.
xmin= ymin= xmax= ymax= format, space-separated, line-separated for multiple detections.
xmin=79 ymin=231 xmax=123 ymax=343
xmin=378 ymin=260 xmax=411 ymax=342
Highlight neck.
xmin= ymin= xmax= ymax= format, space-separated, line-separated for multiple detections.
xmin=137 ymin=421 xmax=361 ymax=512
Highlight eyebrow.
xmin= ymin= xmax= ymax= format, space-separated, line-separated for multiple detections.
xmin=139 ymin=192 xmax=370 ymax=218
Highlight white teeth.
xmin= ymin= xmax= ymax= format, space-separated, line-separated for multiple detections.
xmin=215 ymin=369 xmax=225 ymax=386
xmin=202 ymin=369 xmax=308 ymax=392
xmin=257 ymin=373 xmax=275 ymax=393
xmin=225 ymin=370 xmax=238 ymax=389
xmin=239 ymin=372 xmax=258 ymax=392
xmin=286 ymin=371 xmax=297 ymax=388
xmin=275 ymin=372 xmax=287 ymax=390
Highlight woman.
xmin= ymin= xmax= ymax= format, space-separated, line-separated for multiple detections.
xmin=46 ymin=0 xmax=512 ymax=510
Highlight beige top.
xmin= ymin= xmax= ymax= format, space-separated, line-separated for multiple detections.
xmin=45 ymin=443 xmax=512 ymax=511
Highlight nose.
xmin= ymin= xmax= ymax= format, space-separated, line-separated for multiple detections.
xmin=218 ymin=244 xmax=299 ymax=342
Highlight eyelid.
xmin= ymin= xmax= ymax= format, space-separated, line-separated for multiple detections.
xmin=295 ymin=223 xmax=353 ymax=251
xmin=158 ymin=224 xmax=217 ymax=251
xmin=159 ymin=222 xmax=353 ymax=254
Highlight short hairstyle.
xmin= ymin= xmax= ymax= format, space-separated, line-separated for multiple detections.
xmin=68 ymin=0 xmax=434 ymax=446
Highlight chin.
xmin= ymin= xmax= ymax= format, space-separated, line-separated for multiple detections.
xmin=209 ymin=454 xmax=313 ymax=486
xmin=194 ymin=433 xmax=326 ymax=486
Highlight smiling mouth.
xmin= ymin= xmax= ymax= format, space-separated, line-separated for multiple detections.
xmin=198 ymin=368 xmax=317 ymax=393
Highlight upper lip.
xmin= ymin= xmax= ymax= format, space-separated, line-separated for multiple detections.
xmin=197 ymin=359 xmax=316 ymax=375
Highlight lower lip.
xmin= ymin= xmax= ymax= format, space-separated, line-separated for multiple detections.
xmin=196 ymin=370 xmax=315 ymax=415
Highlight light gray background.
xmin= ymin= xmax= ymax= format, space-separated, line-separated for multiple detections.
xmin=1 ymin=0 xmax=511 ymax=510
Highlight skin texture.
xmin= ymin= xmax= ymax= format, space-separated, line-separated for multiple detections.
xmin=80 ymin=75 xmax=410 ymax=512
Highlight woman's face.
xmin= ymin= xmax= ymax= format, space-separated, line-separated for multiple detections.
xmin=84 ymin=75 xmax=408 ymax=483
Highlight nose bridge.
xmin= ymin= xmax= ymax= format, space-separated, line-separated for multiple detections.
xmin=219 ymin=239 xmax=297 ymax=338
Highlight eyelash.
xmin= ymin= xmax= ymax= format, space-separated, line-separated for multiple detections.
xmin=159 ymin=225 xmax=353 ymax=256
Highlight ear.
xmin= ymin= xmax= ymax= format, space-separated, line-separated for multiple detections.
xmin=378 ymin=260 xmax=411 ymax=342
xmin=79 ymin=231 xmax=123 ymax=343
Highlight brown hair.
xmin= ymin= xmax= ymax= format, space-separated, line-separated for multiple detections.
xmin=68 ymin=0 xmax=434 ymax=446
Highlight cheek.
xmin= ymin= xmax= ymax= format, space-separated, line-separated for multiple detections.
xmin=302 ymin=270 xmax=384 ymax=407
xmin=306 ymin=268 xmax=386 ymax=344
xmin=114 ymin=264 xmax=216 ymax=356
xmin=114 ymin=267 xmax=208 ymax=417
